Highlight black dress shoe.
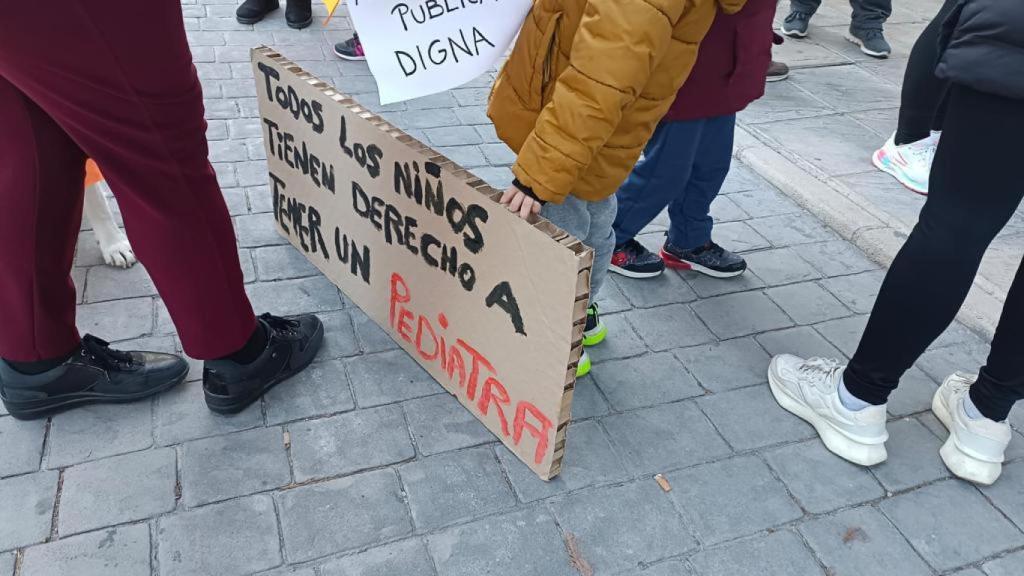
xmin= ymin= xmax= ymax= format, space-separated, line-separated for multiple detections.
xmin=236 ymin=0 xmax=280 ymax=24
xmin=203 ymin=313 xmax=323 ymax=414
xmin=0 ymin=336 xmax=188 ymax=420
xmin=286 ymin=0 xmax=313 ymax=29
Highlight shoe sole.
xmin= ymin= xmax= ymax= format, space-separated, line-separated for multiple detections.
xmin=576 ymin=354 xmax=591 ymax=378
xmin=845 ymin=33 xmax=890 ymax=58
xmin=766 ymin=73 xmax=789 ymax=82
xmin=1 ymin=365 xmax=188 ymax=421
xmin=871 ymin=149 xmax=928 ymax=195
xmin=931 ymin=390 xmax=1002 ymax=485
xmin=582 ymin=323 xmax=608 ymax=347
xmin=236 ymin=7 xmax=278 ymax=25
xmin=204 ymin=321 xmax=325 ymax=415
xmin=334 ymin=49 xmax=367 ymax=61
xmin=609 ymin=264 xmax=664 ymax=279
xmin=287 ymin=16 xmax=314 ymax=29
xmin=780 ymin=25 xmax=808 ymax=38
xmin=661 ymin=250 xmax=745 ymax=279
xmin=768 ymin=358 xmax=887 ymax=466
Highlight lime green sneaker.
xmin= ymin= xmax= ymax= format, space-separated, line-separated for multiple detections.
xmin=576 ymin=350 xmax=592 ymax=378
xmin=582 ymin=304 xmax=607 ymax=346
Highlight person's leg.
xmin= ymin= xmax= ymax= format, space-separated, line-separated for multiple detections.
xmin=0 ymin=76 xmax=86 ymax=363
xmin=971 ymin=262 xmax=1024 ymax=422
xmin=662 ymin=115 xmax=746 ymax=278
xmin=849 ymin=0 xmax=891 ymax=32
xmin=789 ymin=0 xmax=822 ymax=17
xmin=666 ymin=115 xmax=734 ymax=250
xmin=612 ymin=121 xmax=702 ymax=246
xmin=844 ymin=85 xmax=1024 ymax=406
xmin=894 ymin=0 xmax=959 ymax=145
xmin=586 ymin=195 xmax=618 ymax=301
xmin=0 ymin=0 xmax=256 ymax=361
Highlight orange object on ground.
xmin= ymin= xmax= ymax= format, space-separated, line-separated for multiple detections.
xmin=84 ymin=159 xmax=103 ymax=187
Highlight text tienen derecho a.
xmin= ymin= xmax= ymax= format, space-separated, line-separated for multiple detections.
xmin=256 ymin=61 xmax=552 ymax=465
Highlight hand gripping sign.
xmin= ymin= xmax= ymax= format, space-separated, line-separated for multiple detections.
xmin=251 ymin=48 xmax=592 ymax=480
xmin=344 ymin=0 xmax=532 ymax=104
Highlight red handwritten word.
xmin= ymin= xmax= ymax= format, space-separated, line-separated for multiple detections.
xmin=390 ymin=273 xmax=552 ymax=464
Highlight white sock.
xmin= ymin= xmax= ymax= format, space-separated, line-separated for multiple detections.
xmin=838 ymin=378 xmax=872 ymax=412
xmin=963 ymin=392 xmax=985 ymax=421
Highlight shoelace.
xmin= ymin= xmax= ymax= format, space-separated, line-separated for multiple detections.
xmin=81 ymin=334 xmax=134 ymax=370
xmin=797 ymin=357 xmax=844 ymax=393
xmin=259 ymin=313 xmax=300 ymax=336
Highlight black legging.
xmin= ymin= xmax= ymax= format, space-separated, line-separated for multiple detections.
xmin=845 ymin=84 xmax=1024 ymax=422
xmin=893 ymin=0 xmax=959 ymax=145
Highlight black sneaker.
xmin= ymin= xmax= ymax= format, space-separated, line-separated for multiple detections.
xmin=334 ymin=33 xmax=366 ymax=61
xmin=285 ymin=0 xmax=313 ymax=29
xmin=662 ymin=241 xmax=747 ymax=278
xmin=781 ymin=10 xmax=811 ymax=38
xmin=203 ymin=313 xmax=323 ymax=414
xmin=846 ymin=28 xmax=891 ymax=59
xmin=610 ymin=239 xmax=666 ymax=278
xmin=236 ymin=0 xmax=280 ymax=25
xmin=0 ymin=336 xmax=188 ymax=420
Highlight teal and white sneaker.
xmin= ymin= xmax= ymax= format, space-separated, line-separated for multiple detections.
xmin=583 ymin=304 xmax=607 ymax=346
xmin=872 ymin=131 xmax=938 ymax=195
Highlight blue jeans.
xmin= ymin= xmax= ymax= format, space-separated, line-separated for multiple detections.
xmin=613 ymin=115 xmax=735 ymax=251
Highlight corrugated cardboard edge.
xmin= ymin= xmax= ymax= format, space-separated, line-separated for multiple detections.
xmin=252 ymin=47 xmax=594 ymax=480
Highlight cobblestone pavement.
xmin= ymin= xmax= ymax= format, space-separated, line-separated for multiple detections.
xmin=2 ymin=1 xmax=1024 ymax=575
xmin=749 ymin=0 xmax=1023 ymax=303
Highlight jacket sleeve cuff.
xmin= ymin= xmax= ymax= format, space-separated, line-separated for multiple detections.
xmin=512 ymin=179 xmax=547 ymax=205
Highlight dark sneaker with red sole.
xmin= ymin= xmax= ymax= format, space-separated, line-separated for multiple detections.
xmin=334 ymin=33 xmax=366 ymax=61
xmin=662 ymin=241 xmax=746 ymax=278
xmin=0 ymin=335 xmax=188 ymax=420
xmin=203 ymin=313 xmax=323 ymax=414
xmin=610 ymin=239 xmax=665 ymax=278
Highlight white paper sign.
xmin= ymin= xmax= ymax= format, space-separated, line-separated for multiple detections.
xmin=347 ymin=0 xmax=532 ymax=104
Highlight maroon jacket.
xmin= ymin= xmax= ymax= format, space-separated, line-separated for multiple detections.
xmin=663 ymin=0 xmax=777 ymax=122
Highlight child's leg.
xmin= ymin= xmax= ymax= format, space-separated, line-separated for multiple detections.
xmin=666 ymin=115 xmax=736 ymax=250
xmin=541 ymin=195 xmax=614 ymax=300
xmin=612 ymin=121 xmax=704 ymax=246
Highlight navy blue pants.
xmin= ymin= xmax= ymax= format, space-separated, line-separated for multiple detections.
xmin=613 ymin=115 xmax=735 ymax=250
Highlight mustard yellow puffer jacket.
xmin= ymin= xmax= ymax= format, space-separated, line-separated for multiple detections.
xmin=489 ymin=0 xmax=747 ymax=203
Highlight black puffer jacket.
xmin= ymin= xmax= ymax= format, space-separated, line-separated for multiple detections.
xmin=936 ymin=0 xmax=1024 ymax=100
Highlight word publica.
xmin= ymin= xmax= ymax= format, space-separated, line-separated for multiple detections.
xmin=395 ymin=27 xmax=495 ymax=77
xmin=390 ymin=272 xmax=551 ymax=464
xmin=257 ymin=61 xmax=325 ymax=134
xmin=391 ymin=0 xmax=497 ymax=31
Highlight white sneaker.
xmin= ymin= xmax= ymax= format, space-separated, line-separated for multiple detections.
xmin=768 ymin=355 xmax=889 ymax=466
xmin=932 ymin=373 xmax=1013 ymax=485
xmin=871 ymin=131 xmax=939 ymax=195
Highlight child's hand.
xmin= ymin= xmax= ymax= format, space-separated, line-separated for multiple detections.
xmin=500 ymin=187 xmax=542 ymax=220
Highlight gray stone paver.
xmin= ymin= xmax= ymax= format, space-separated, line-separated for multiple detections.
xmin=550 ymin=480 xmax=698 ymax=574
xmin=59 ymin=448 xmax=176 ymax=535
xmin=799 ymin=506 xmax=933 ymax=576
xmin=668 ymin=455 xmax=803 ymax=545
xmin=21 ymin=524 xmax=151 ymax=576
xmin=289 ymin=404 xmax=414 ymax=482
xmin=158 ymin=495 xmax=282 ymax=576
xmin=400 ymin=447 xmax=516 ymax=532
xmin=879 ymin=480 xmax=1024 ymax=571
xmin=0 ymin=416 xmax=45 ymax=478
xmin=0 ymin=471 xmax=58 ymax=551
xmin=6 ymin=1 xmax=1018 ymax=573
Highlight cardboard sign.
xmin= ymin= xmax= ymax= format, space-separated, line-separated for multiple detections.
xmin=251 ymin=48 xmax=592 ymax=480
xmin=346 ymin=0 xmax=531 ymax=104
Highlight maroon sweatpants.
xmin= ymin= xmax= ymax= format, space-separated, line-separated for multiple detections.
xmin=0 ymin=1 xmax=257 ymax=361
